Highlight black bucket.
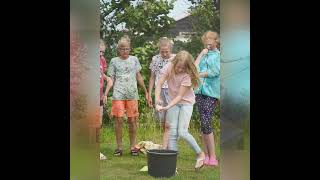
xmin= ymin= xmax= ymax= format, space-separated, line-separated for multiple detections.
xmin=147 ymin=149 xmax=178 ymax=178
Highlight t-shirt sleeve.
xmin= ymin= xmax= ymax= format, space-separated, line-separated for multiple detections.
xmin=207 ymin=54 xmax=220 ymax=78
xmin=149 ymin=56 xmax=156 ymax=72
xmin=134 ymin=56 xmax=142 ymax=73
xmin=181 ymin=74 xmax=192 ymax=87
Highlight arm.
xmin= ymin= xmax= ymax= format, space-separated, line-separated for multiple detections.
xmin=155 ymin=74 xmax=167 ymax=106
xmin=201 ymin=54 xmax=220 ymax=78
xmin=157 ymin=85 xmax=190 ymax=112
xmin=103 ymin=76 xmax=113 ymax=104
xmin=199 ymin=72 xmax=208 ymax=78
xmin=147 ymin=72 xmax=155 ymax=107
xmin=103 ymin=73 xmax=108 ymax=80
xmin=104 ymin=77 xmax=113 ymax=96
xmin=194 ymin=48 xmax=208 ymax=67
xmin=136 ymin=72 xmax=149 ymax=102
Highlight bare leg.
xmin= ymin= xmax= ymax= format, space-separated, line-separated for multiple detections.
xmin=100 ymin=106 xmax=103 ymax=127
xmin=115 ymin=117 xmax=123 ymax=150
xmin=128 ymin=117 xmax=137 ymax=149
xmin=207 ymin=132 xmax=217 ymax=159
xmin=201 ymin=132 xmax=209 ymax=157
xmin=162 ymin=120 xmax=170 ymax=149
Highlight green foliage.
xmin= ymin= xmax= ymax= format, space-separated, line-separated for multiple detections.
xmin=100 ymin=0 xmax=176 ymax=61
xmin=189 ymin=0 xmax=220 ymax=35
xmin=100 ymin=0 xmax=220 ymax=134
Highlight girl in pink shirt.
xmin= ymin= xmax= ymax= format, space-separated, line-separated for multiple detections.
xmin=155 ymin=51 xmax=205 ymax=171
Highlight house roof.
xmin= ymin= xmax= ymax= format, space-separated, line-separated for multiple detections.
xmin=174 ymin=12 xmax=190 ymax=21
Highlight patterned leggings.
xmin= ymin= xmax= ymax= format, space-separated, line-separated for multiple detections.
xmin=195 ymin=94 xmax=217 ymax=134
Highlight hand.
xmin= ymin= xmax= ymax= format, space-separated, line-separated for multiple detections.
xmin=156 ymin=104 xmax=168 ymax=112
xmin=201 ymin=48 xmax=208 ymax=55
xmin=156 ymin=104 xmax=163 ymax=112
xmin=147 ymin=94 xmax=153 ymax=108
xmin=145 ymin=92 xmax=150 ymax=106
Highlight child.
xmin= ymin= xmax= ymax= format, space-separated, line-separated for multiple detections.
xmin=99 ymin=39 xmax=113 ymax=160
xmin=194 ymin=31 xmax=220 ymax=166
xmin=155 ymin=51 xmax=205 ymax=171
xmin=148 ymin=37 xmax=175 ymax=149
xmin=108 ymin=35 xmax=149 ymax=156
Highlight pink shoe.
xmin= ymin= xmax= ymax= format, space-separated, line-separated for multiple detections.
xmin=208 ymin=158 xmax=219 ymax=166
xmin=204 ymin=156 xmax=210 ymax=165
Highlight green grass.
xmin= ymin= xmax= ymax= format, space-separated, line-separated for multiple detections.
xmin=100 ymin=118 xmax=220 ymax=180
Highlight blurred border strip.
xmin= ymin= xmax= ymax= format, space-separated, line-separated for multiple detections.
xmin=70 ymin=0 xmax=100 ymax=179
xmin=220 ymin=0 xmax=250 ymax=179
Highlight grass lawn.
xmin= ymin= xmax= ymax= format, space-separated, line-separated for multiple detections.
xmin=100 ymin=120 xmax=220 ymax=180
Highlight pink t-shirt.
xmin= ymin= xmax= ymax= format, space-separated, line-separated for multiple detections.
xmin=160 ymin=62 xmax=195 ymax=105
xmin=100 ymin=55 xmax=107 ymax=99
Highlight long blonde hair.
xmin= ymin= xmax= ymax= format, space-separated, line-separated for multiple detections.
xmin=170 ymin=51 xmax=199 ymax=88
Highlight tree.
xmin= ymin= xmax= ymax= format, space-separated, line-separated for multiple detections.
xmin=174 ymin=0 xmax=220 ymax=58
xmin=100 ymin=0 xmax=176 ymax=61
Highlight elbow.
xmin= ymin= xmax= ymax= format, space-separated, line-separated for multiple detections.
xmin=175 ymin=95 xmax=183 ymax=102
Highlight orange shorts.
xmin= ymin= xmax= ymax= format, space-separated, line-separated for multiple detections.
xmin=111 ymin=100 xmax=139 ymax=118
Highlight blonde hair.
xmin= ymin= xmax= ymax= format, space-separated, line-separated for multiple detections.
xmin=117 ymin=35 xmax=131 ymax=49
xmin=158 ymin=37 xmax=173 ymax=49
xmin=171 ymin=51 xmax=199 ymax=88
xmin=201 ymin=31 xmax=219 ymax=48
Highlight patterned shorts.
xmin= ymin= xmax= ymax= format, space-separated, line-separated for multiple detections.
xmin=195 ymin=94 xmax=218 ymax=134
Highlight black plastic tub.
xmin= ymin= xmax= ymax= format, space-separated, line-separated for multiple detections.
xmin=147 ymin=149 xmax=178 ymax=178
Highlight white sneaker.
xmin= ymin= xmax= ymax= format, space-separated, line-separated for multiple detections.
xmin=100 ymin=152 xmax=107 ymax=160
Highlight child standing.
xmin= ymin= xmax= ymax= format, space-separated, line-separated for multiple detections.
xmin=148 ymin=37 xmax=175 ymax=149
xmin=155 ymin=51 xmax=205 ymax=171
xmin=194 ymin=31 xmax=220 ymax=166
xmin=108 ymin=36 xmax=149 ymax=156
xmin=99 ymin=39 xmax=113 ymax=160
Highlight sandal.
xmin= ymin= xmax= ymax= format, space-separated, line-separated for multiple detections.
xmin=204 ymin=156 xmax=210 ymax=165
xmin=130 ymin=147 xmax=139 ymax=156
xmin=113 ymin=149 xmax=123 ymax=156
xmin=208 ymin=158 xmax=219 ymax=167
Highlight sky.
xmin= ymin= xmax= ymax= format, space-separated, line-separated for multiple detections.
xmin=129 ymin=0 xmax=192 ymax=20
xmin=102 ymin=0 xmax=192 ymax=30
xmin=168 ymin=0 xmax=192 ymax=20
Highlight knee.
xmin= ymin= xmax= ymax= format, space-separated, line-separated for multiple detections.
xmin=164 ymin=122 xmax=170 ymax=131
xmin=128 ymin=120 xmax=137 ymax=127
xmin=116 ymin=118 xmax=123 ymax=125
xmin=202 ymin=126 xmax=213 ymax=135
xmin=178 ymin=130 xmax=189 ymax=139
xmin=169 ymin=128 xmax=177 ymax=136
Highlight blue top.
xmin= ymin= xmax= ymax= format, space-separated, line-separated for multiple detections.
xmin=194 ymin=49 xmax=220 ymax=99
